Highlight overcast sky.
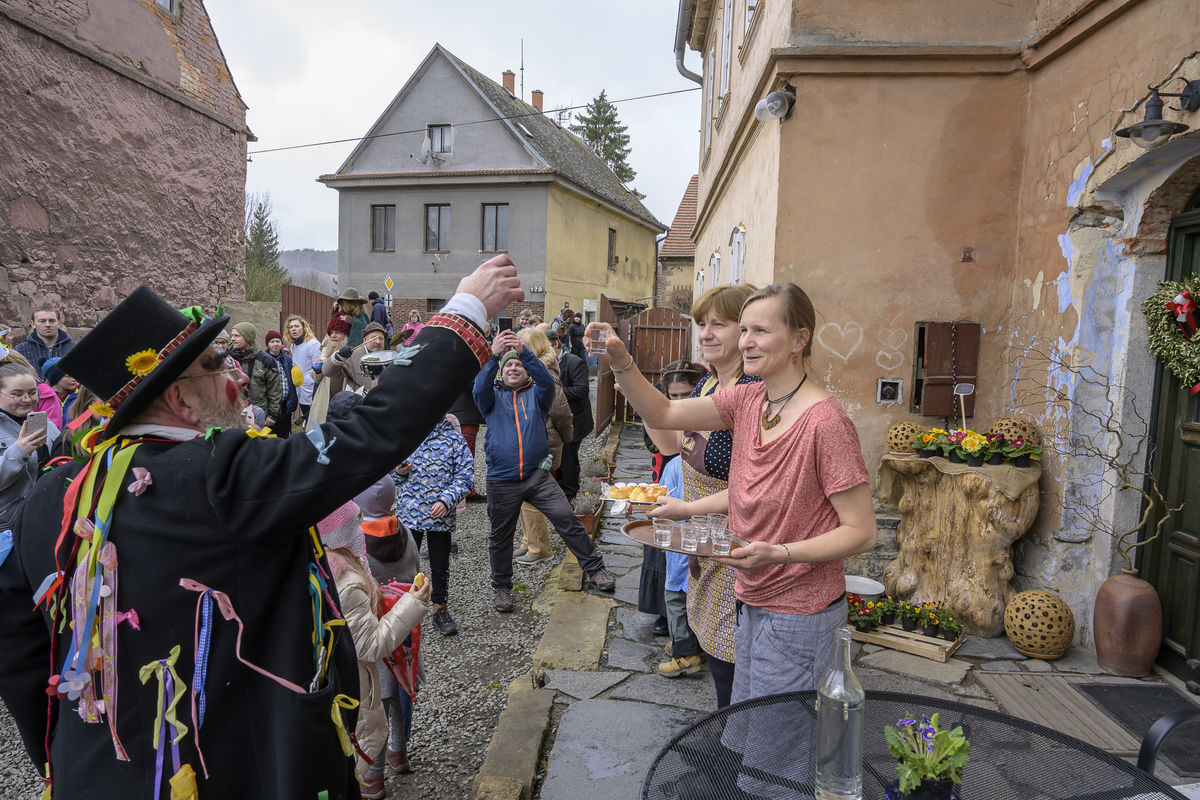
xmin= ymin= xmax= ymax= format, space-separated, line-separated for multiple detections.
xmin=204 ymin=0 xmax=703 ymax=252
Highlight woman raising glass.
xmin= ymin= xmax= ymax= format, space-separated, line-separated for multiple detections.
xmin=589 ymin=283 xmax=876 ymax=701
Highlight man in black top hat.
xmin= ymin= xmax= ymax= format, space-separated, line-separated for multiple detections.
xmin=0 ymin=256 xmax=520 ymax=799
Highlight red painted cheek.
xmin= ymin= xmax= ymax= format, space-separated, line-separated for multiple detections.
xmin=224 ymin=380 xmax=239 ymax=404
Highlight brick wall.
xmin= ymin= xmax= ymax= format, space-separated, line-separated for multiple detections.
xmin=3 ymin=0 xmax=246 ymax=125
xmin=0 ymin=7 xmax=247 ymax=327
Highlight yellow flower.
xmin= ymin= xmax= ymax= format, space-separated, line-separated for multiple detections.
xmin=89 ymin=401 xmax=115 ymax=418
xmin=125 ymin=349 xmax=160 ymax=377
xmin=962 ymin=432 xmax=987 ymax=455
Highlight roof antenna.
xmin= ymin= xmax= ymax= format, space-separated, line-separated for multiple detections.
xmin=520 ymin=39 xmax=525 ymax=102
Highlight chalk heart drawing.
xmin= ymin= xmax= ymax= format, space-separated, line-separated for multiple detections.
xmin=816 ymin=322 xmax=863 ymax=362
xmin=876 ymin=350 xmax=904 ymax=371
xmin=875 ymin=302 xmax=904 ymax=326
xmin=877 ymin=328 xmax=909 ymax=352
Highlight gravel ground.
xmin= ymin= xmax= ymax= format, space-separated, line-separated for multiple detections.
xmin=0 ymin=424 xmax=610 ymax=800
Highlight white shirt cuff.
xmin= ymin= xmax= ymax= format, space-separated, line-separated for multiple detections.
xmin=441 ymin=294 xmax=488 ymax=331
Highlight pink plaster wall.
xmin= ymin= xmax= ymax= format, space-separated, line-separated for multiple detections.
xmin=0 ymin=1 xmax=247 ymax=326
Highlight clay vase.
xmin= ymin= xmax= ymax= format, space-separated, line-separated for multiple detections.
xmin=1093 ymin=569 xmax=1163 ymax=676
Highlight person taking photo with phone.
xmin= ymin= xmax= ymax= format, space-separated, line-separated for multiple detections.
xmin=0 ymin=361 xmax=60 ymax=528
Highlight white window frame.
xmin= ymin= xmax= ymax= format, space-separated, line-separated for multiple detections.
xmin=728 ymin=226 xmax=746 ymax=285
xmin=429 ymin=124 xmax=452 ymax=154
xmin=744 ymin=0 xmax=758 ymax=34
xmin=155 ymin=0 xmax=178 ymax=14
xmin=719 ymin=0 xmax=733 ymax=112
xmin=709 ymin=252 xmax=721 ymax=289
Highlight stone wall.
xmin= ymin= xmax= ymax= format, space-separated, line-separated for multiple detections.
xmin=0 ymin=1 xmax=248 ymax=328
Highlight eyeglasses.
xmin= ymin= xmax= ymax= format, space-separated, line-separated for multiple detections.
xmin=177 ymin=355 xmax=240 ymax=381
xmin=2 ymin=390 xmax=39 ymax=401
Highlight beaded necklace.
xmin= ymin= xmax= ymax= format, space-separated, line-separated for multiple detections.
xmin=761 ymin=374 xmax=808 ymax=430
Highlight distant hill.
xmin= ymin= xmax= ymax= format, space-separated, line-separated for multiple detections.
xmin=280 ymin=248 xmax=336 ymax=275
xmin=280 ymin=249 xmax=336 ymax=293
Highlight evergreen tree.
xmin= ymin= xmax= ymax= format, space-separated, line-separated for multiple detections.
xmin=570 ymin=90 xmax=644 ymax=199
xmin=244 ymin=192 xmax=290 ymax=301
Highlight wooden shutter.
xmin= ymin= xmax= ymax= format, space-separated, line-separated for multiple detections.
xmin=915 ymin=322 xmax=980 ymax=417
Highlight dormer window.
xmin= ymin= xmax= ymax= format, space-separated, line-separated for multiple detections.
xmin=429 ymin=124 xmax=451 ymax=154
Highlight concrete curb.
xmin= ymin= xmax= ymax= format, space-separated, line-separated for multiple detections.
xmin=469 ymin=673 xmax=555 ymax=800
xmin=532 ymin=590 xmax=616 ymax=677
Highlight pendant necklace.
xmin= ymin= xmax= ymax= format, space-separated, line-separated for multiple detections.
xmin=761 ymin=374 xmax=808 ymax=430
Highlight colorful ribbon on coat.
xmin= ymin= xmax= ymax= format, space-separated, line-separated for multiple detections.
xmin=138 ymin=646 xmax=190 ymax=800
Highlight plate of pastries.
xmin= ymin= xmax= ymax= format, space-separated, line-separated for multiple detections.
xmin=606 ymin=482 xmax=668 ymax=510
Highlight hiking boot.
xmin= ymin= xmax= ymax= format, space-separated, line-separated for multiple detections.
xmin=431 ymin=604 xmax=458 ymax=636
xmin=360 ymin=770 xmax=385 ymax=799
xmin=657 ymin=654 xmax=704 ymax=678
xmin=586 ymin=568 xmax=616 ymax=592
xmin=386 ymin=744 xmax=411 ymax=773
xmin=514 ymin=546 xmax=528 ymax=558
xmin=494 ymin=589 xmax=514 ymax=613
xmin=515 ymin=552 xmax=552 ymax=565
xmin=663 ymin=640 xmax=673 ymax=656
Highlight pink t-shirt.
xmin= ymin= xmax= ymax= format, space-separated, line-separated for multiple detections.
xmin=711 ymin=383 xmax=869 ymax=614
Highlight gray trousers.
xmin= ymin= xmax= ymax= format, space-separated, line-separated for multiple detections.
xmin=487 ymin=469 xmax=603 ymax=590
xmin=665 ymin=588 xmax=700 ymax=658
xmin=731 ymin=599 xmax=846 ymax=702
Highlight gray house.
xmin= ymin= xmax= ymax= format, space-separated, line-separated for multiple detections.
xmin=319 ymin=44 xmax=663 ymax=325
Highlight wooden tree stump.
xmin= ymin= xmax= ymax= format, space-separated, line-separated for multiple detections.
xmin=878 ymin=457 xmax=1041 ymax=637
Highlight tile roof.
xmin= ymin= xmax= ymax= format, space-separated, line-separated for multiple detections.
xmin=659 ymin=175 xmax=699 ymax=259
xmin=322 ymin=168 xmax=555 ymax=182
xmin=440 ymin=47 xmax=663 ymax=231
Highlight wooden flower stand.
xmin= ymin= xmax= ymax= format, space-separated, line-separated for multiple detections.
xmin=877 ymin=456 xmax=1042 ymax=637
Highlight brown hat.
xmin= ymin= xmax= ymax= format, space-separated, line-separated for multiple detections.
xmin=363 ymin=321 xmax=387 ymax=338
xmin=337 ymin=287 xmax=363 ymax=302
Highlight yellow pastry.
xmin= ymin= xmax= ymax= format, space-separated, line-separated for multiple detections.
xmin=609 ymin=485 xmax=631 ymax=499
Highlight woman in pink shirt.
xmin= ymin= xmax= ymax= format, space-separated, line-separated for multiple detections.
xmin=589 ymin=283 xmax=876 ymax=701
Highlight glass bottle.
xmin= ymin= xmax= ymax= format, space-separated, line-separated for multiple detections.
xmin=815 ymin=626 xmax=865 ymax=800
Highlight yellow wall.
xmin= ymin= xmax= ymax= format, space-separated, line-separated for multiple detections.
xmin=693 ymin=121 xmax=780 ymax=291
xmin=544 ymin=183 xmax=659 ymax=314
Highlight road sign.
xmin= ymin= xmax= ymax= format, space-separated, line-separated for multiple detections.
xmin=384 ymin=274 xmax=393 ymax=292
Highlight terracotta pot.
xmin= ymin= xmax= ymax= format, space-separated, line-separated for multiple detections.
xmin=1094 ymin=569 xmax=1163 ymax=676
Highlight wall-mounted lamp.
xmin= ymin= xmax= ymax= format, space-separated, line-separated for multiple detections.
xmin=1115 ymin=80 xmax=1200 ymax=149
xmin=754 ymin=86 xmax=795 ymax=123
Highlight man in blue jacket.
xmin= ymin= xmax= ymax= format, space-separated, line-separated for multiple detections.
xmin=474 ymin=329 xmax=614 ymax=612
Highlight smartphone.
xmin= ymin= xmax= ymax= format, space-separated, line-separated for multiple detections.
xmin=25 ymin=411 xmax=47 ymax=436
xmin=498 ymin=318 xmax=513 ymax=332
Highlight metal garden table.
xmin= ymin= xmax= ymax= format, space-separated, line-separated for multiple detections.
xmin=641 ymin=690 xmax=1187 ymax=799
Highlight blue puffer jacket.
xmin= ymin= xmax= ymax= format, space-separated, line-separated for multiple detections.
xmin=473 ymin=347 xmax=556 ymax=482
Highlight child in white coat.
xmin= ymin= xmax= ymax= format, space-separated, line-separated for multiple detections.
xmin=318 ymin=501 xmax=430 ymax=799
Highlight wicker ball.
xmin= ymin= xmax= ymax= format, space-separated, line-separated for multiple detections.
xmin=1004 ymin=590 xmax=1074 ymax=659
xmin=988 ymin=417 xmax=1042 ymax=447
xmin=887 ymin=422 xmax=922 ymax=454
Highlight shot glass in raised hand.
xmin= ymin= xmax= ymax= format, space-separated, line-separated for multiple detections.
xmin=590 ymin=326 xmax=608 ymax=355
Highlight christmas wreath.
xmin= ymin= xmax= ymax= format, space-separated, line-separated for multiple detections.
xmin=1142 ymin=275 xmax=1200 ymax=394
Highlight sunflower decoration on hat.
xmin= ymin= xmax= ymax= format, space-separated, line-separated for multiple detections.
xmin=124 ymin=348 xmax=162 ymax=378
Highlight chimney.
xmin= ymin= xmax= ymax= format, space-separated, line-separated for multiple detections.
xmin=531 ymin=89 xmax=544 ymax=112
xmin=502 ymin=70 xmax=515 ymax=95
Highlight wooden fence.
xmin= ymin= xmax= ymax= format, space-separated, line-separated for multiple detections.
xmin=595 ymin=299 xmax=692 ymax=433
xmin=281 ymin=284 xmax=336 ymax=336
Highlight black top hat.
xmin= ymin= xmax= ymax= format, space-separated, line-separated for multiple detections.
xmin=59 ymin=285 xmax=229 ymax=434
